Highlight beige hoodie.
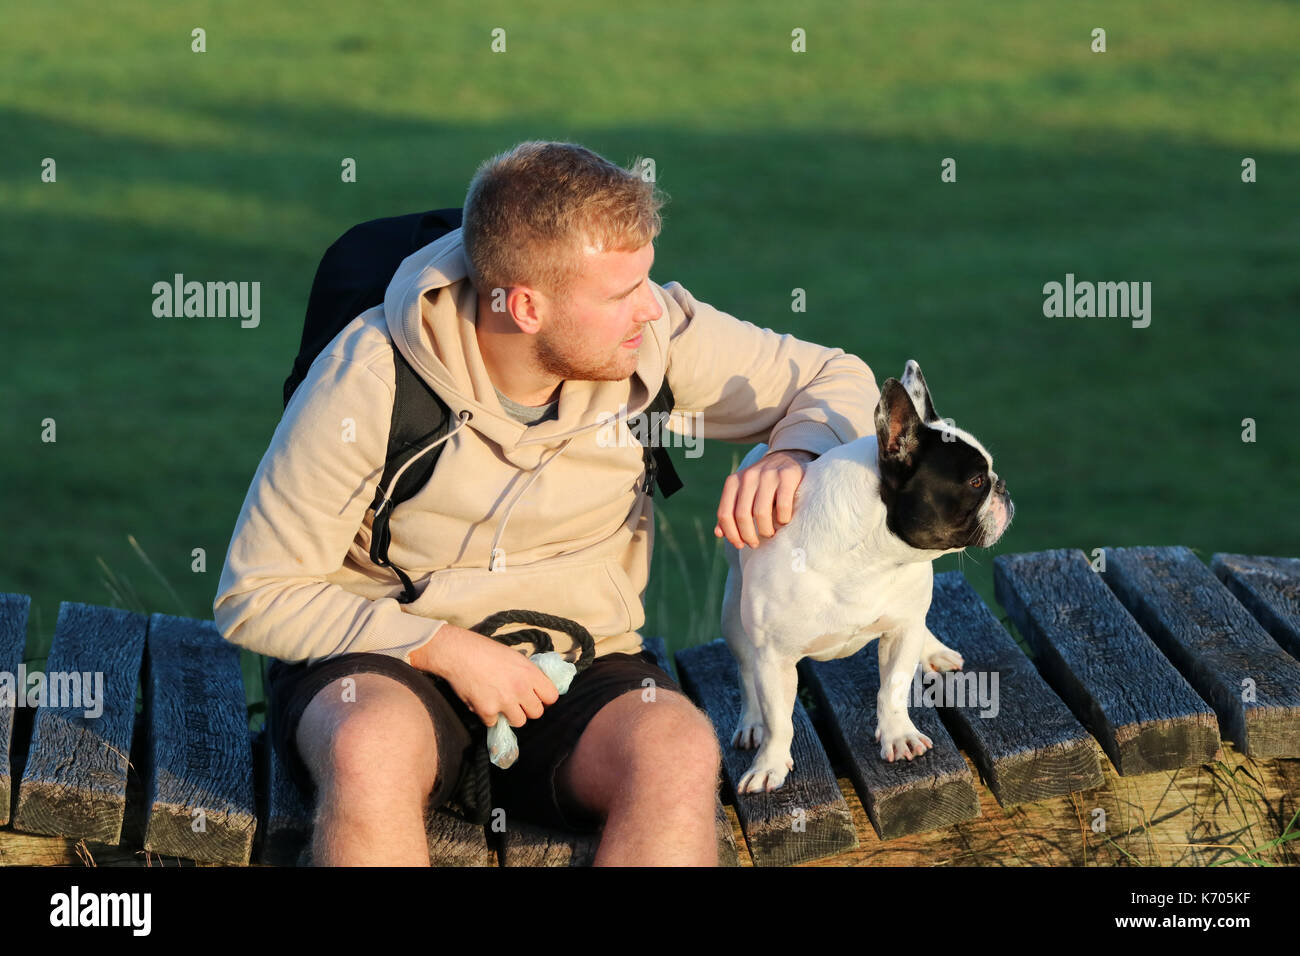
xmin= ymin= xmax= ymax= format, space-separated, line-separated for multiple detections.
xmin=212 ymin=228 xmax=880 ymax=667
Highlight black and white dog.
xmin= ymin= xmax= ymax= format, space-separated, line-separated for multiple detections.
xmin=721 ymin=360 xmax=1014 ymax=792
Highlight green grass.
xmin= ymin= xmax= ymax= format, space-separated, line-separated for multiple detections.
xmin=2 ymin=0 xmax=1297 ymax=714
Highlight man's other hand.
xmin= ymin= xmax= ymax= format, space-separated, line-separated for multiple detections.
xmin=411 ymin=624 xmax=560 ymax=727
xmin=714 ymin=449 xmax=816 ymax=549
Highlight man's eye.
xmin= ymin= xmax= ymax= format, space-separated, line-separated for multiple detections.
xmin=969 ymin=475 xmax=985 ymax=489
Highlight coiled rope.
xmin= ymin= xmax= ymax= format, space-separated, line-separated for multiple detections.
xmin=450 ymin=609 xmax=595 ymax=825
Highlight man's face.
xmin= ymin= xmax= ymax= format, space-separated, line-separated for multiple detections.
xmin=534 ymin=241 xmax=661 ymax=382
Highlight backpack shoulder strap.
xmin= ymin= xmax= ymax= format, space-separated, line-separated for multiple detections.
xmin=641 ymin=377 xmax=683 ymax=499
xmin=367 ymin=343 xmax=455 ymax=604
xmin=284 ymin=205 xmax=461 ymax=602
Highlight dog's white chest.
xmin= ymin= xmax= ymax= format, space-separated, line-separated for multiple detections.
xmin=802 ymin=612 xmax=904 ymax=661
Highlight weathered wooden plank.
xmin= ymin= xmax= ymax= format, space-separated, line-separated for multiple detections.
xmin=926 ymin=572 xmax=1104 ymax=804
xmin=12 ymin=602 xmax=147 ymax=843
xmin=499 ymin=817 xmax=598 ymax=866
xmin=0 ymin=593 xmax=30 ymax=827
xmin=494 ymin=787 xmax=740 ymax=867
xmin=800 ymin=647 xmax=980 ymax=840
xmin=803 ymin=741 xmax=1296 ymax=867
xmin=0 ymin=829 xmax=164 ymax=866
xmin=994 ymin=549 xmax=1221 ymax=775
xmin=257 ymin=656 xmax=313 ymax=866
xmin=643 ymin=634 xmax=741 ymax=866
xmin=422 ymin=808 xmax=496 ymax=867
xmin=1211 ymin=553 xmax=1300 ymax=661
xmin=675 ymin=638 xmax=857 ymax=866
xmin=1103 ymin=546 xmax=1300 ymax=759
xmin=711 ymin=798 xmax=738 ymax=867
xmin=141 ymin=613 xmax=257 ymax=864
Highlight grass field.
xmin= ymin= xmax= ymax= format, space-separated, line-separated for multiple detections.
xmin=2 ymin=1 xmax=1297 ymax=713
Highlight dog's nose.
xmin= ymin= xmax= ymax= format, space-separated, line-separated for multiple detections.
xmin=994 ymin=477 xmax=1006 ymax=494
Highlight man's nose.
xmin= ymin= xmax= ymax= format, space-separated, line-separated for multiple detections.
xmin=636 ymin=285 xmax=664 ymax=324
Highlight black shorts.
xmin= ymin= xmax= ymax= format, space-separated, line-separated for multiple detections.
xmin=266 ymin=647 xmax=684 ymax=833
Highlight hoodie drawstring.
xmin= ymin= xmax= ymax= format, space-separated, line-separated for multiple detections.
xmin=487 ymin=436 xmax=576 ymax=571
xmin=373 ymin=408 xmax=473 ymax=520
xmin=369 ymin=409 xmax=473 ymax=603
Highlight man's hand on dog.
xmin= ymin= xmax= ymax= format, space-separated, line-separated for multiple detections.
xmin=714 ymin=449 xmax=816 ymax=549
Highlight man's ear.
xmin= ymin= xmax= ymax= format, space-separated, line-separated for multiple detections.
xmin=875 ymin=378 xmax=925 ymax=470
xmin=901 ymin=359 xmax=939 ymax=423
xmin=506 ymin=285 xmax=545 ymax=334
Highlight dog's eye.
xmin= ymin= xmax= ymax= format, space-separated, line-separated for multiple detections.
xmin=969 ymin=475 xmax=985 ymax=489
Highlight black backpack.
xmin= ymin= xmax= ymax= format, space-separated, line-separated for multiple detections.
xmin=284 ymin=206 xmax=683 ymax=604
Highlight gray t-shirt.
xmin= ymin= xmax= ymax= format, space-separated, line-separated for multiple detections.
xmin=494 ymin=385 xmax=560 ymax=426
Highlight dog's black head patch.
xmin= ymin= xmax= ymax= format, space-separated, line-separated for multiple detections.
xmin=873 ymin=362 xmax=1010 ymax=552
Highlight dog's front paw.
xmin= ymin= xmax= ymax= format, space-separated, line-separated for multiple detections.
xmin=736 ymin=747 xmax=795 ymax=793
xmin=874 ymin=720 xmax=933 ymax=762
xmin=730 ymin=715 xmax=765 ymax=750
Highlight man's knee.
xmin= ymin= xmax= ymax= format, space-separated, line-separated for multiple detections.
xmin=296 ymin=672 xmax=440 ymax=799
xmin=617 ymin=689 xmax=722 ymax=781
xmin=562 ymin=688 xmax=721 ymax=819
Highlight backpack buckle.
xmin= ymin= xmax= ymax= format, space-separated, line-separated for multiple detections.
xmin=642 ymin=452 xmax=658 ymax=497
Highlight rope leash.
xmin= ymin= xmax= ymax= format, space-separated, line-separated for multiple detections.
xmin=450 ymin=609 xmax=596 ymax=825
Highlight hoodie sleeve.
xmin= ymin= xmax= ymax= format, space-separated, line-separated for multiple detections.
xmin=212 ymin=353 xmax=445 ymax=666
xmin=657 ymin=281 xmax=879 ymax=456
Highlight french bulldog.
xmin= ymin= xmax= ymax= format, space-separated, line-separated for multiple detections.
xmin=721 ymin=360 xmax=1014 ymax=793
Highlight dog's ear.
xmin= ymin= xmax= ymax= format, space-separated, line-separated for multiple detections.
xmin=875 ymin=378 xmax=926 ymax=472
xmin=900 ymin=359 xmax=939 ymax=424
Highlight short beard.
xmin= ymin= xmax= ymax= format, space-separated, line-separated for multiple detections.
xmin=534 ymin=302 xmax=634 ymax=383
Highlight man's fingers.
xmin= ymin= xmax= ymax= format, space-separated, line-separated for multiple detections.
xmin=752 ymin=468 xmax=782 ymax=538
xmin=717 ymin=457 xmax=809 ymax=548
xmin=775 ymin=466 xmax=801 ymax=525
xmin=732 ymin=471 xmax=761 ymax=548
xmin=521 ymin=694 xmax=545 ymax=720
xmin=715 ymin=473 xmax=741 ymax=547
xmin=503 ymin=702 xmax=528 ymax=729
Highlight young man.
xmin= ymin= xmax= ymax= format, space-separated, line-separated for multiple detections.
xmin=213 ymin=140 xmax=880 ymax=866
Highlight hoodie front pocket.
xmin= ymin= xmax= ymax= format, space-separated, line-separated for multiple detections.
xmin=406 ymin=556 xmax=639 ymax=651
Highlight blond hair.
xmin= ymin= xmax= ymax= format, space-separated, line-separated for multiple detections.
xmin=462 ymin=140 xmax=666 ymax=300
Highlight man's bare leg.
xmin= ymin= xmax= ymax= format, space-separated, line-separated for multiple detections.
xmin=295 ymin=673 xmax=440 ymax=866
xmin=558 ymin=688 xmax=722 ymax=866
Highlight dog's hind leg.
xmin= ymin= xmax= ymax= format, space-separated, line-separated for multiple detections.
xmin=721 ymin=560 xmax=764 ymax=749
xmin=920 ymin=626 xmax=964 ymax=673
